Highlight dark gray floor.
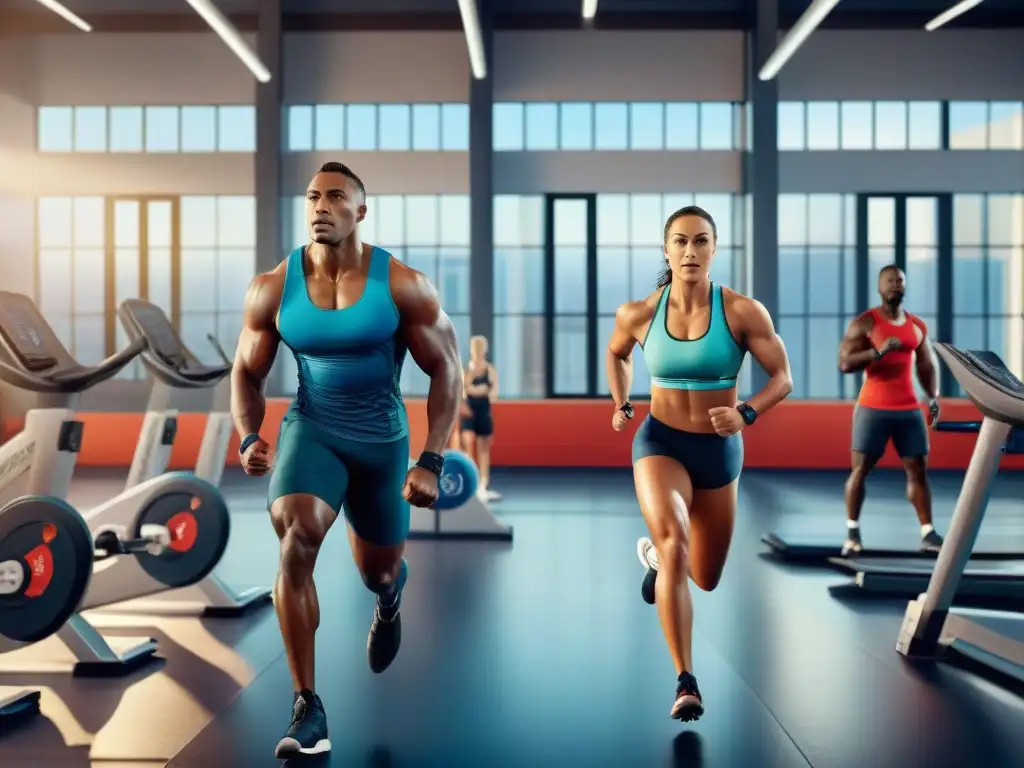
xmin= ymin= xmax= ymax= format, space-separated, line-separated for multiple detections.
xmin=2 ymin=467 xmax=1023 ymax=767
xmin=174 ymin=467 xmax=1023 ymax=768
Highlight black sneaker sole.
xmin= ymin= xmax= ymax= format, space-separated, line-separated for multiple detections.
xmin=274 ymin=736 xmax=332 ymax=758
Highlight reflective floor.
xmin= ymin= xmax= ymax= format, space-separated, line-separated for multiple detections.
xmin=1 ymin=467 xmax=1022 ymax=767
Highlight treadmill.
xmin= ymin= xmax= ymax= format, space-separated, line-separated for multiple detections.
xmin=895 ymin=343 xmax=1024 ymax=687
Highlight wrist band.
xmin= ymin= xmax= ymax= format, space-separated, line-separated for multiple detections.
xmin=618 ymin=402 xmax=634 ymax=419
xmin=239 ymin=433 xmax=261 ymax=455
xmin=416 ymin=451 xmax=445 ymax=478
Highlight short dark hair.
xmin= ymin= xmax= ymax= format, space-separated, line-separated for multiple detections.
xmin=878 ymin=264 xmax=903 ymax=279
xmin=656 ymin=205 xmax=718 ymax=288
xmin=318 ymin=161 xmax=366 ymax=198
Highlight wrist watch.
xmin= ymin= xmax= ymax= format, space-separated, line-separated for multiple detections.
xmin=618 ymin=402 xmax=634 ymax=420
xmin=736 ymin=402 xmax=757 ymax=426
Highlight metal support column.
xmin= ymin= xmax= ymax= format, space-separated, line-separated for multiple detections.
xmin=468 ymin=1 xmax=495 ymax=357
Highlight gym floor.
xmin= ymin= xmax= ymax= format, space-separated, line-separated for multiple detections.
xmin=1 ymin=468 xmax=1022 ymax=768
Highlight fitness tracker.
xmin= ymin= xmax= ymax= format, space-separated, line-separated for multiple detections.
xmin=416 ymin=451 xmax=445 ymax=478
xmin=618 ymin=402 xmax=634 ymax=420
xmin=736 ymin=403 xmax=757 ymax=426
xmin=239 ymin=433 xmax=262 ymax=456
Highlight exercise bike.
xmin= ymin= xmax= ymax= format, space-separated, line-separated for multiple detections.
xmin=0 ymin=291 xmax=230 ymax=677
xmin=98 ymin=298 xmax=271 ymax=617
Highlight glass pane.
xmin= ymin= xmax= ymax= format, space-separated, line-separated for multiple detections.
xmin=38 ymin=106 xmax=73 ymax=151
xmin=985 ymin=317 xmax=1009 ymax=377
xmin=554 ymin=199 xmax=588 ymax=247
xmin=47 ymin=314 xmax=73 ymax=354
xmin=843 ymin=194 xmax=856 ymax=246
xmin=404 ymin=248 xmax=435 ymax=285
xmin=665 ymin=102 xmax=698 ymax=150
xmin=807 ymin=194 xmax=842 ymax=245
xmin=148 ymin=200 xmax=173 ymax=248
xmin=38 ymin=197 xmax=73 ymax=248
xmin=778 ymin=318 xmax=806 ymax=398
xmin=777 ymin=102 xmax=805 ymax=150
xmin=778 ymin=194 xmax=807 ymax=246
xmin=375 ymin=195 xmax=404 ymax=245
xmin=438 ymin=248 xmax=469 ymax=314
xmin=217 ymin=196 xmax=256 ymax=248
xmin=148 ymin=248 xmax=172 ymax=314
xmin=218 ymin=248 xmax=256 ymax=310
xmin=73 ymin=106 xmax=107 ymax=152
xmin=806 ymin=102 xmax=840 ymax=150
xmin=554 ymin=247 xmax=587 ymax=313
xmin=840 ymin=101 xmax=873 ymax=150
xmin=449 ymin=313 xmax=471 ymax=364
xmin=216 ymin=312 xmax=245 ymax=364
xmin=989 ymin=102 xmax=1024 ymax=150
xmin=905 ymin=247 xmax=937 ymax=314
xmin=180 ymin=196 xmax=215 ymax=247
xmin=493 ymin=315 xmax=546 ymax=398
xmin=630 ymin=247 xmax=663 ymax=299
xmin=873 ymin=101 xmax=907 ymax=150
xmin=694 ymin=194 xmax=732 ymax=247
xmin=180 ymin=248 xmax=217 ymax=312
xmin=492 ymin=103 xmax=523 ymax=151
xmin=560 ymin=102 xmax=593 ymax=150
xmin=953 ymin=194 xmax=984 ymax=246
xmin=553 ymin=315 xmax=587 ymax=395
xmin=911 ymin=314 xmax=937 ymax=400
xmin=109 ymin=106 xmax=143 ymax=152
xmin=594 ymin=103 xmax=628 ymax=150
xmin=439 ymin=195 xmax=470 ymax=247
xmin=218 ymin=106 xmax=255 ymax=152
xmin=948 ymin=101 xmax=988 ymax=149
xmin=179 ymin=313 xmax=218 ymax=365
xmin=412 ymin=104 xmax=441 ymax=151
xmin=38 ymin=249 xmax=72 ymax=314
xmin=440 ymin=103 xmax=468 ymax=151
xmin=73 ymin=315 xmax=105 ymax=365
xmin=314 ymin=105 xmax=345 ymax=150
xmin=868 ymin=248 xmax=896 ymax=294
xmin=73 ymin=197 xmax=104 ymax=248
xmin=493 ymin=248 xmax=544 ymax=314
xmin=987 ymin=195 xmax=1016 ymax=246
xmin=287 ymin=105 xmax=313 ymax=151
xmin=115 ymin=248 xmax=140 ymax=304
xmin=74 ymin=249 xmax=104 ymax=313
xmin=378 ymin=104 xmax=411 ymax=151
xmin=145 ymin=106 xmax=179 ymax=152
xmin=597 ymin=247 xmax=630 ymax=313
xmin=404 ymin=195 xmax=439 ymax=246
xmin=807 ymin=248 xmax=841 ymax=315
xmin=629 ymin=194 xmax=663 ymax=246
xmin=596 ymin=194 xmax=629 ymax=245
xmin=1000 ymin=315 xmax=1023 ymax=379
xmin=114 ymin=200 xmax=140 ymax=247
xmin=907 ymin=102 xmax=941 ymax=150
xmin=842 ymin=246 xmax=857 ymax=315
xmin=181 ymin=106 xmax=217 ymax=152
xmin=525 ymin=103 xmax=558 ymax=151
xmin=905 ymin=197 xmax=936 ymax=247
xmin=808 ymin=316 xmax=842 ymax=398
xmin=867 ymin=197 xmax=896 ymax=247
xmin=346 ymin=104 xmax=377 ymax=150
xmin=699 ymin=102 xmax=733 ymax=150
xmin=778 ymin=248 xmax=806 ymax=314
xmin=630 ymin=103 xmax=664 ymax=150
xmin=711 ymin=246 xmax=733 ymax=288
xmin=360 ymin=195 xmax=377 ymax=245
xmin=952 ymin=248 xmax=984 ymax=315
xmin=987 ymin=248 xmax=1016 ymax=315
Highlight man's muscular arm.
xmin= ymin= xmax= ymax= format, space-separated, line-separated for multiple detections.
xmin=392 ymin=265 xmax=462 ymax=455
xmin=913 ymin=327 xmax=939 ymax=400
xmin=231 ymin=271 xmax=283 ymax=440
xmin=838 ymin=316 xmax=878 ymax=374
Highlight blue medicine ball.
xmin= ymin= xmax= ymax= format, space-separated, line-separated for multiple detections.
xmin=433 ymin=449 xmax=479 ymax=510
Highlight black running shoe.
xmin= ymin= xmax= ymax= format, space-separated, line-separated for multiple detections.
xmin=841 ymin=526 xmax=862 ymax=556
xmin=670 ymin=672 xmax=704 ymax=722
xmin=367 ymin=561 xmax=407 ymax=674
xmin=275 ymin=691 xmax=330 ymax=759
xmin=921 ymin=529 xmax=944 ymax=553
xmin=637 ymin=537 xmax=658 ymax=605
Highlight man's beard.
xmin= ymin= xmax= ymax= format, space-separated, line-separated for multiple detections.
xmin=885 ymin=291 xmax=904 ymax=310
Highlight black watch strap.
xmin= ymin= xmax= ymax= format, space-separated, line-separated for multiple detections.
xmin=736 ymin=403 xmax=757 ymax=426
xmin=415 ymin=451 xmax=445 ymax=478
xmin=618 ymin=402 xmax=634 ymax=419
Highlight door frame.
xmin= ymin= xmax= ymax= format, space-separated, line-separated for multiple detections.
xmin=103 ymin=195 xmax=181 ymax=356
xmin=854 ymin=192 xmax=954 ymax=396
xmin=543 ymin=193 xmax=598 ymax=398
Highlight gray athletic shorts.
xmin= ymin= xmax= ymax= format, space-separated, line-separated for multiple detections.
xmin=851 ymin=405 xmax=929 ymax=459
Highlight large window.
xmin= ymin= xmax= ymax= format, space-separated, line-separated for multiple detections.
xmin=952 ymin=194 xmax=1024 ymax=390
xmin=777 ymin=194 xmax=858 ymax=399
xmin=284 ymin=103 xmax=469 ymax=152
xmin=279 ymin=194 xmax=472 ymax=397
xmin=37 ymin=105 xmax=256 ymax=153
xmin=949 ymin=101 xmax=1024 ymax=150
xmin=493 ymin=102 xmax=744 ymax=152
xmin=36 ymin=195 xmax=254 ymax=380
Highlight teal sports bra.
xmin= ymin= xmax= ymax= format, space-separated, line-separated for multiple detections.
xmin=641 ymin=282 xmax=746 ymax=391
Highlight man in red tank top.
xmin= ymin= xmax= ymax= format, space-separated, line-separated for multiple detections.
xmin=838 ymin=265 xmax=944 ymax=556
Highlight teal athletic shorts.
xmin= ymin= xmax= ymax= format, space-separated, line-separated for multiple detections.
xmin=268 ymin=412 xmax=411 ymax=547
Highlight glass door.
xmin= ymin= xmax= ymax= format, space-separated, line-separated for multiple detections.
xmin=105 ymin=197 xmax=180 ymax=379
xmin=856 ymin=193 xmax=953 ymax=395
xmin=544 ymin=194 xmax=597 ymax=397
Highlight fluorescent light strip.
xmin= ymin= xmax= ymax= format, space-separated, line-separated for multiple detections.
xmin=457 ymin=0 xmax=487 ymax=80
xmin=758 ymin=0 xmax=842 ymax=82
xmin=34 ymin=0 xmax=92 ymax=32
xmin=582 ymin=0 xmax=598 ymax=20
xmin=925 ymin=0 xmax=986 ymax=31
xmin=183 ymin=0 xmax=272 ymax=83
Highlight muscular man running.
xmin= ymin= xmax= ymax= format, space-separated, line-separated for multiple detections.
xmin=231 ymin=162 xmax=462 ymax=760
xmin=838 ymin=264 xmax=943 ymax=556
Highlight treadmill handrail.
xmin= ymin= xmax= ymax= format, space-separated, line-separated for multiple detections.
xmin=138 ymin=351 xmax=231 ymax=389
xmin=0 ymin=337 xmax=146 ymax=393
xmin=206 ymin=333 xmax=233 ymax=369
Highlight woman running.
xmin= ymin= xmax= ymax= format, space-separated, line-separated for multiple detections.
xmin=607 ymin=205 xmax=793 ymax=722
xmin=460 ymin=335 xmax=500 ymax=500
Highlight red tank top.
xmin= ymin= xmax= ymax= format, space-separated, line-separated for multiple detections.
xmin=857 ymin=309 xmax=927 ymax=411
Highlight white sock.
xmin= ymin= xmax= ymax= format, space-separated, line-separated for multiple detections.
xmin=921 ymin=523 xmax=934 ymax=536
xmin=846 ymin=520 xmax=859 ymax=530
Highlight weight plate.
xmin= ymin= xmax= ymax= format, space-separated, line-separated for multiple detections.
xmin=132 ymin=474 xmax=230 ymax=589
xmin=433 ymin=450 xmax=479 ymax=511
xmin=0 ymin=496 xmax=93 ymax=645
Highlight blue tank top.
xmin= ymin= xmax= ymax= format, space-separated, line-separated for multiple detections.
xmin=278 ymin=245 xmax=407 ymax=442
xmin=641 ymin=282 xmax=745 ymax=391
